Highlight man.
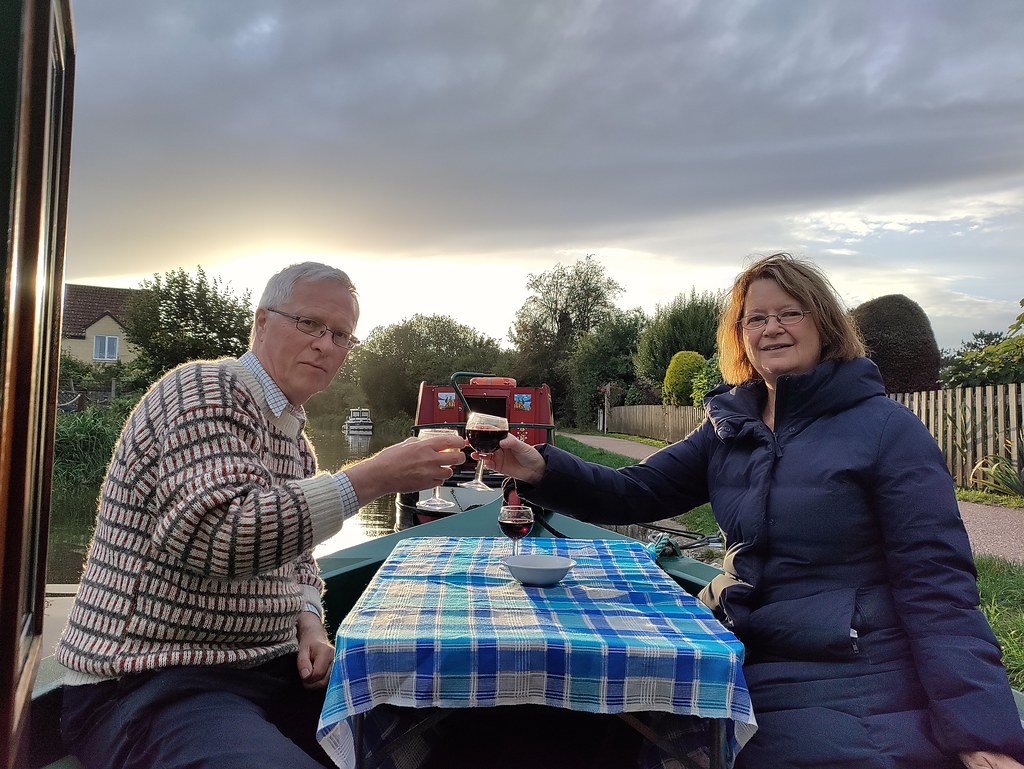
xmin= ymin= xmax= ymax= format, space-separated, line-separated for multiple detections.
xmin=57 ymin=262 xmax=464 ymax=769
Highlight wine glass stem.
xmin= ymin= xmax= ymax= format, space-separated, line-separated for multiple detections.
xmin=432 ymin=486 xmax=441 ymax=500
xmin=475 ymin=454 xmax=487 ymax=485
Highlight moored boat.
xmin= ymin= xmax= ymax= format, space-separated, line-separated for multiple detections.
xmin=396 ymin=372 xmax=555 ymax=524
xmin=24 ymin=497 xmax=1024 ymax=768
xmin=25 ymin=498 xmax=727 ymax=769
xmin=342 ymin=407 xmax=373 ymax=434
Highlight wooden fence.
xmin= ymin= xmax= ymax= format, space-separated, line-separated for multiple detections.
xmin=606 ymin=404 xmax=703 ymax=444
xmin=889 ymin=383 xmax=1021 ymax=488
xmin=607 ymin=382 xmax=1023 ymax=488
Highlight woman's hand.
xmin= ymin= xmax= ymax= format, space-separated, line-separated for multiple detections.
xmin=296 ymin=611 xmax=334 ymax=690
xmin=960 ymin=751 xmax=1024 ymax=769
xmin=483 ymin=435 xmax=546 ymax=485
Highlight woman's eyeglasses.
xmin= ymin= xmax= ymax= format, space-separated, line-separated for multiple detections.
xmin=737 ymin=309 xmax=811 ymax=330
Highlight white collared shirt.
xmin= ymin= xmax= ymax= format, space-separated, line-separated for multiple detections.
xmin=239 ymin=351 xmax=360 ymax=520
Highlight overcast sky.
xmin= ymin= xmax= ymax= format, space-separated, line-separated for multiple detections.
xmin=64 ymin=0 xmax=1024 ymax=351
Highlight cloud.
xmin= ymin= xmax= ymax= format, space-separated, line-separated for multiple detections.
xmin=788 ymin=186 xmax=1024 ymax=245
xmin=64 ymin=0 xmax=1024 ymax=351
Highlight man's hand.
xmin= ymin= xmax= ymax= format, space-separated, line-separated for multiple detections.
xmin=960 ymin=751 xmax=1024 ymax=769
xmin=296 ymin=611 xmax=334 ymax=690
xmin=345 ymin=433 xmax=467 ymax=506
xmin=484 ymin=435 xmax=546 ymax=486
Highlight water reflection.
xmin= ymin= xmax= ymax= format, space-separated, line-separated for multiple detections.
xmin=47 ymin=422 xmax=406 ymax=582
xmin=307 ymin=423 xmax=406 ymax=558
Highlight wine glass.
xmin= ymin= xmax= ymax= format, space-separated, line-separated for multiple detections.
xmin=415 ymin=428 xmax=461 ymax=511
xmin=459 ymin=412 xmax=509 ymax=492
xmin=498 ymin=504 xmax=534 ymax=556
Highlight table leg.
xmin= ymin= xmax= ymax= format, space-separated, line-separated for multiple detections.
xmin=354 ymin=712 xmax=365 ymax=769
xmin=709 ymin=719 xmax=724 ymax=769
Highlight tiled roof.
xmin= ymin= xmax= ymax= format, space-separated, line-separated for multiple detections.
xmin=62 ymin=284 xmax=143 ymax=338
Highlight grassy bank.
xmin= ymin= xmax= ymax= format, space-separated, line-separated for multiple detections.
xmin=555 ymin=433 xmax=1024 ymax=690
xmin=976 ymin=555 xmax=1024 ymax=690
xmin=554 ymin=434 xmax=718 ymax=534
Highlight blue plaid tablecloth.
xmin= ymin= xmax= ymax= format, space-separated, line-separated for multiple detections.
xmin=317 ymin=537 xmax=756 ymax=768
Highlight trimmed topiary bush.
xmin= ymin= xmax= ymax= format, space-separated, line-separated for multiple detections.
xmin=851 ymin=294 xmax=940 ymax=393
xmin=662 ymin=351 xmax=706 ymax=406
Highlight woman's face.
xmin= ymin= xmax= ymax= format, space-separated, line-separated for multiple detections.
xmin=741 ymin=278 xmax=822 ymax=387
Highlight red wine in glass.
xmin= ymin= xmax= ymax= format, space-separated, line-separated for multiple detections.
xmin=467 ymin=427 xmax=509 ymax=455
xmin=459 ymin=413 xmax=509 ymax=492
xmin=498 ymin=518 xmax=533 ymax=540
xmin=498 ymin=504 xmax=534 ymax=556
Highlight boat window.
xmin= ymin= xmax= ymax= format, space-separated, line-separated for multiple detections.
xmin=465 ymin=396 xmax=507 ymax=420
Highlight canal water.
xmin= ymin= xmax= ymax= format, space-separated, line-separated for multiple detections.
xmin=46 ymin=423 xmax=407 ymax=583
xmin=306 ymin=424 xmax=403 ymax=558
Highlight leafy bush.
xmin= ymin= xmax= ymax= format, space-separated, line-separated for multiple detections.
xmin=59 ymin=351 xmax=154 ymax=398
xmin=689 ymin=353 xmax=722 ymax=407
xmin=624 ymin=382 xmax=660 ymax=406
xmin=942 ymin=300 xmax=1024 ymax=387
xmin=971 ymin=425 xmax=1024 ymax=497
xmin=52 ymin=406 xmax=127 ymax=491
xmin=943 ymin=337 xmax=1024 ymax=388
xmin=662 ymin=351 xmax=706 ymax=407
xmin=58 ymin=352 xmax=95 ymax=388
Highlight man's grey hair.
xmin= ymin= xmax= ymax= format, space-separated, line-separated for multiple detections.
xmin=258 ymin=262 xmax=358 ymax=310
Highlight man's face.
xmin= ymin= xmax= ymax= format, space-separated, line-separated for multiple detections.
xmin=251 ymin=279 xmax=359 ymax=406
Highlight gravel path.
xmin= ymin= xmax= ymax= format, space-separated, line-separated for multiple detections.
xmin=561 ymin=433 xmax=1023 ymax=564
xmin=960 ymin=502 xmax=1024 ymax=564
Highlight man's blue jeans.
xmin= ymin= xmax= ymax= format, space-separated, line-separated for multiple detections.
xmin=61 ymin=653 xmax=334 ymax=769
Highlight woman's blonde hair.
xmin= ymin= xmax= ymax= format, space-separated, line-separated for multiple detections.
xmin=717 ymin=253 xmax=865 ymax=384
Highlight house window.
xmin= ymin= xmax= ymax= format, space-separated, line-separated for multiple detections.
xmin=93 ymin=335 xmax=119 ymax=361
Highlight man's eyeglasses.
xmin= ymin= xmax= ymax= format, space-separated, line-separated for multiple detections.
xmin=268 ymin=308 xmax=360 ymax=349
xmin=738 ymin=309 xmax=811 ymax=330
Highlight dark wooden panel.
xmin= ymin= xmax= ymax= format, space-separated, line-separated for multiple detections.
xmin=0 ymin=1 xmax=75 ymax=766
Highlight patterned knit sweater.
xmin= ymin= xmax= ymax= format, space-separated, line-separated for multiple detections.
xmin=56 ymin=359 xmax=345 ymax=681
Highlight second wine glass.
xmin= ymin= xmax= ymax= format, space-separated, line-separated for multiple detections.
xmin=459 ymin=412 xmax=509 ymax=492
xmin=415 ymin=428 xmax=461 ymax=511
xmin=498 ymin=504 xmax=534 ymax=556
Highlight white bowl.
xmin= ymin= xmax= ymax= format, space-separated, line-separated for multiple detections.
xmin=502 ymin=554 xmax=576 ymax=587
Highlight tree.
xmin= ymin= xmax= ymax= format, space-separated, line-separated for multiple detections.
xmin=940 ymin=330 xmax=1005 ymax=369
xmin=123 ymin=267 xmax=252 ymax=383
xmin=662 ymin=351 xmax=706 ymax=406
xmin=351 ymin=314 xmax=512 ymax=419
xmin=568 ymin=308 xmax=648 ymax=427
xmin=304 ymin=361 xmax=368 ymax=427
xmin=509 ymin=255 xmax=623 ymax=422
xmin=634 ymin=289 xmax=723 ymax=397
xmin=850 ymin=294 xmax=940 ymax=393
xmin=940 ymin=300 xmax=1024 ymax=387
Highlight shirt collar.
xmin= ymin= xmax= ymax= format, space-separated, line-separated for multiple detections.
xmin=238 ymin=351 xmax=306 ymax=422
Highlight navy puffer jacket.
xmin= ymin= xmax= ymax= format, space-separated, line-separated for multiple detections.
xmin=525 ymin=358 xmax=1024 ymax=767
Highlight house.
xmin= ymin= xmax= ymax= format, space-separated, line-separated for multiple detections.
xmin=60 ymin=284 xmax=142 ymax=365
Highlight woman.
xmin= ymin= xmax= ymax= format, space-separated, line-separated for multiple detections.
xmin=488 ymin=253 xmax=1024 ymax=768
